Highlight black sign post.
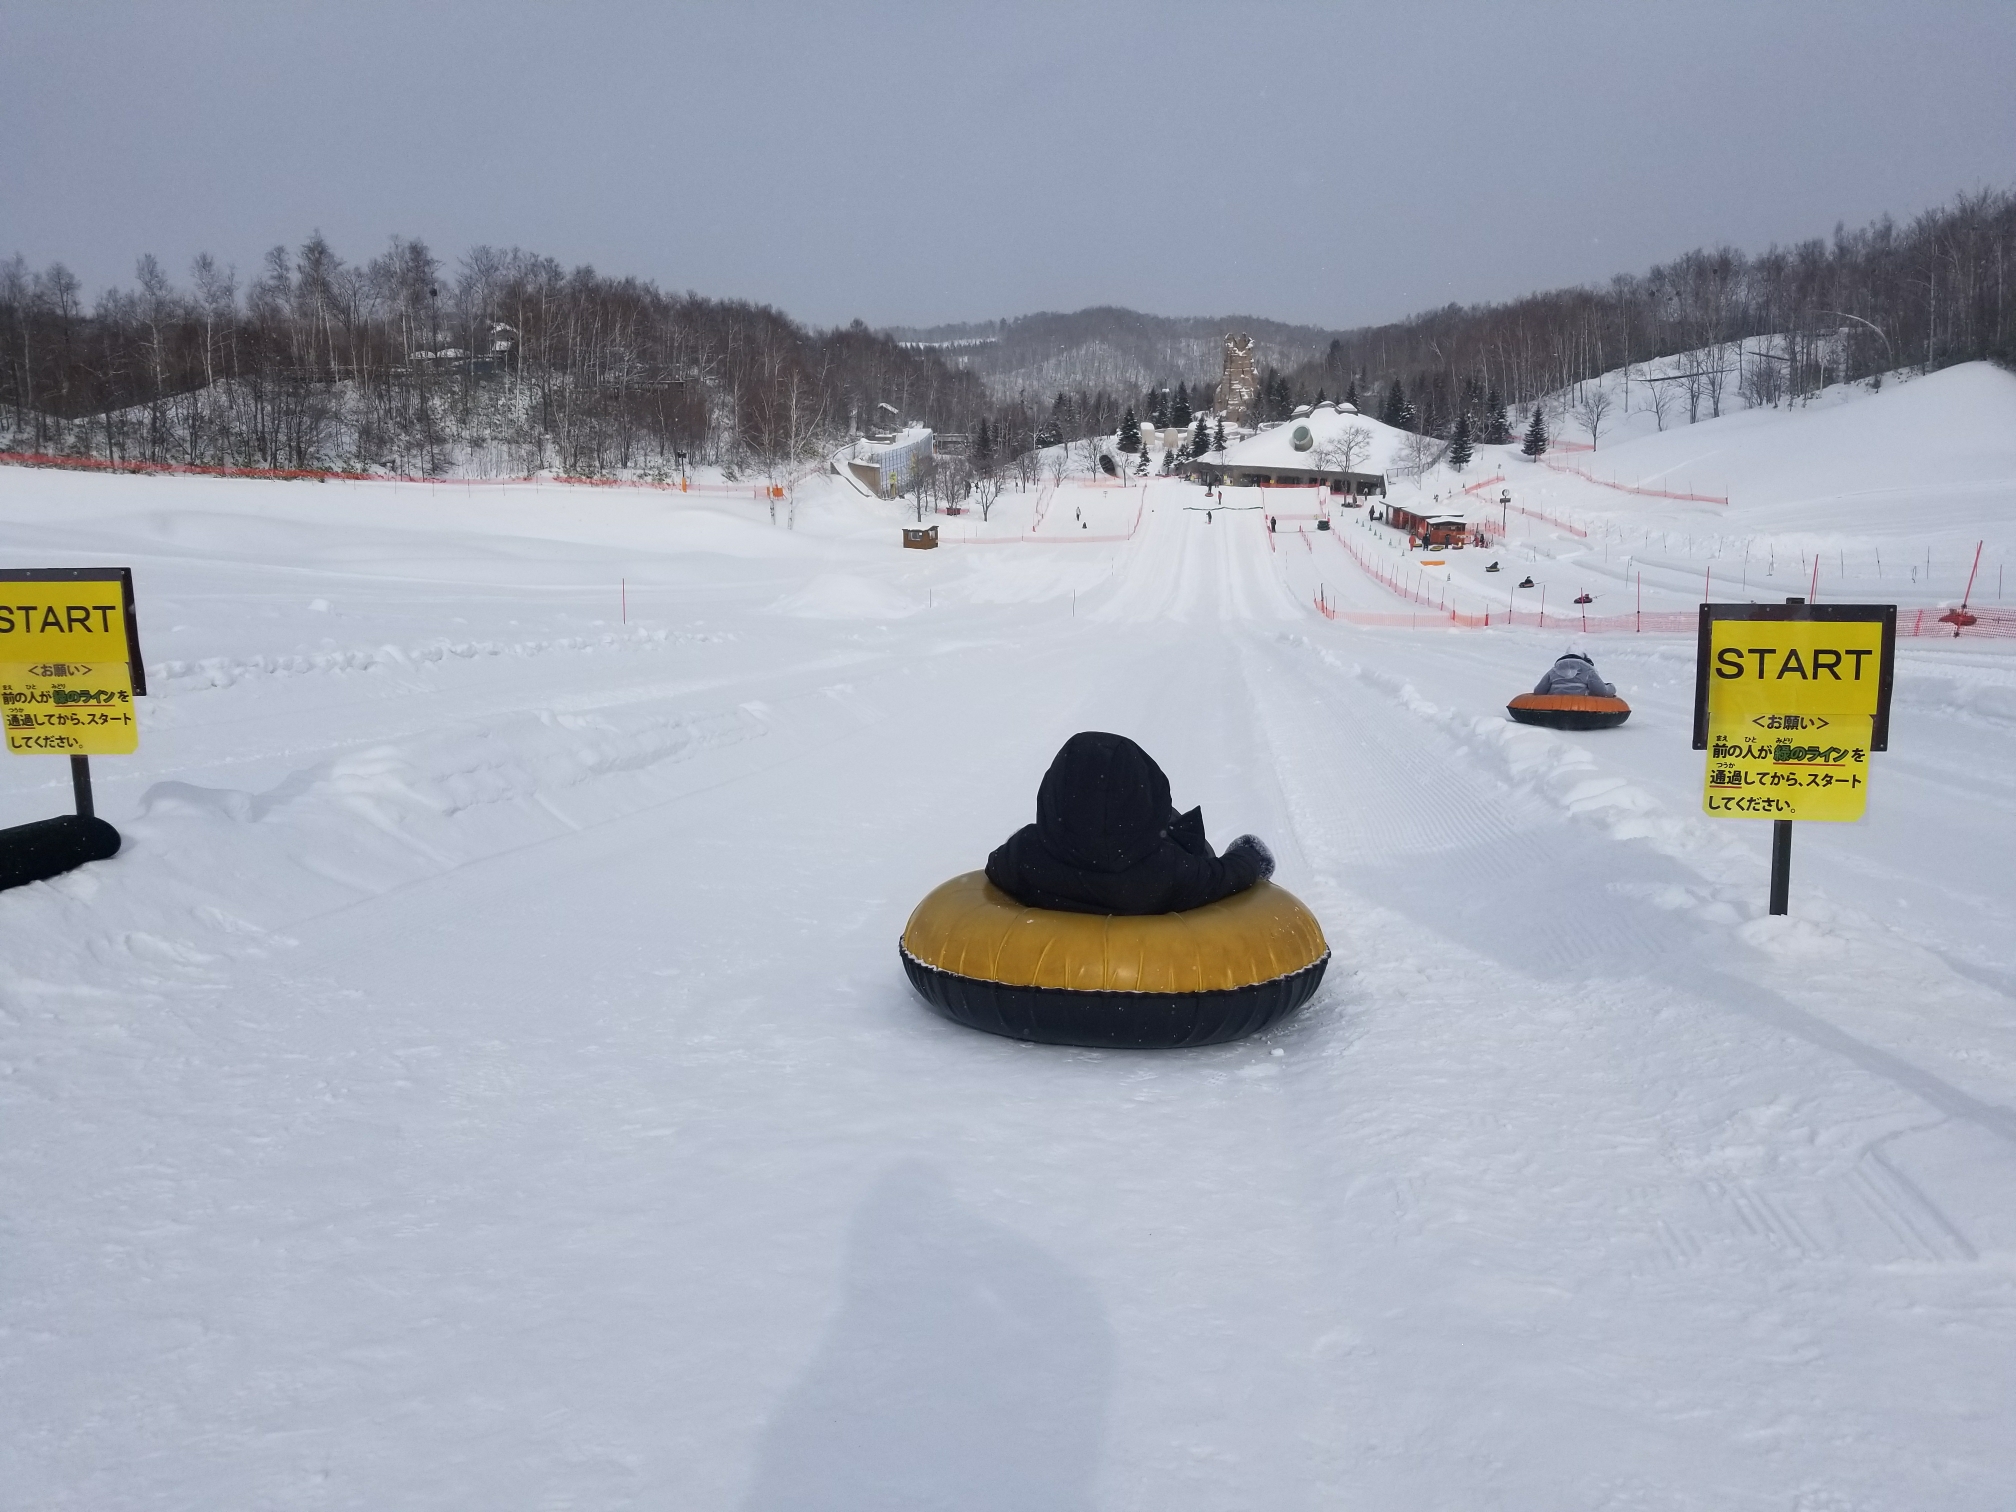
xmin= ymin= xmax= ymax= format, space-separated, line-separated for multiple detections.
xmin=1694 ymin=596 xmax=1897 ymax=917
xmin=0 ymin=567 xmax=144 ymax=891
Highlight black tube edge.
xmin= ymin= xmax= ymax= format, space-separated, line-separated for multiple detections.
xmin=901 ymin=946 xmax=1329 ymax=1049
xmin=0 ymin=814 xmax=122 ymax=893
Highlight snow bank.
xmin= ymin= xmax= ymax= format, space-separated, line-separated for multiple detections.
xmin=770 ymin=572 xmax=924 ymax=619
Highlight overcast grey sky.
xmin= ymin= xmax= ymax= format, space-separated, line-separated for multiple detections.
xmin=4 ymin=1 xmax=2013 ymax=332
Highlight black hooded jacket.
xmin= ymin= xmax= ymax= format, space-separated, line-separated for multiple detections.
xmin=985 ymin=732 xmax=1266 ymax=915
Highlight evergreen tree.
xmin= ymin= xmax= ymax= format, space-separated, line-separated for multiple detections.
xmin=1483 ymin=391 xmax=1511 ymax=446
xmin=1134 ymin=447 xmax=1149 ymax=475
xmin=1257 ymin=368 xmax=1294 ymax=423
xmin=973 ymin=417 xmax=994 ymax=471
xmin=1521 ymin=405 xmax=1548 ymax=460
xmin=1149 ymin=387 xmax=1169 ymax=428
xmin=1172 ymin=383 xmax=1192 ymax=428
xmin=1189 ymin=415 xmax=1209 ymax=458
xmin=1212 ymin=418 xmax=1226 ymax=453
xmin=1037 ymin=392 xmax=1071 ymax=449
xmin=1117 ymin=407 xmax=1141 ymax=453
xmin=1398 ymin=397 xmax=1419 ymax=433
xmin=1344 ymin=379 xmax=1359 ymax=409
xmin=1314 ymin=388 xmax=1328 ymax=406
xmin=1448 ymin=410 xmax=1473 ymax=471
xmin=1381 ymin=379 xmax=1407 ymax=429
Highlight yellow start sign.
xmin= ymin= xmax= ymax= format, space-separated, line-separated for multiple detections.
xmin=0 ymin=569 xmax=146 ymax=756
xmin=1693 ymin=603 xmax=1895 ymax=823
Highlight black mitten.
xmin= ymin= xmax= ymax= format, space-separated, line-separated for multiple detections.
xmin=1226 ymin=833 xmax=1276 ymax=880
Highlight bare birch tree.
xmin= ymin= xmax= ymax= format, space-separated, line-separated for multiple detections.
xmin=1573 ymin=384 xmax=1614 ymax=447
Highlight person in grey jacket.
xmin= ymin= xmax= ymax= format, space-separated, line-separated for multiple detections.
xmin=1534 ymin=651 xmax=1616 ymax=697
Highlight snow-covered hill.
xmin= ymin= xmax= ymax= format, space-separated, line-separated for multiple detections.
xmin=3 ymin=381 xmax=2014 ymax=1508
xmin=1356 ymin=360 xmax=2016 ymax=626
xmin=1541 ymin=360 xmax=2016 ymax=526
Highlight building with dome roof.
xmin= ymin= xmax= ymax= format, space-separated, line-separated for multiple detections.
xmin=1189 ymin=399 xmax=1399 ymax=498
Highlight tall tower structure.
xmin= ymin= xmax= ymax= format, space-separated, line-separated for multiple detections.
xmin=1219 ymin=333 xmax=1260 ymax=425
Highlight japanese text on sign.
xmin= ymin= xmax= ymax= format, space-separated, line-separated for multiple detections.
xmin=0 ymin=570 xmax=144 ymax=756
xmin=1697 ymin=611 xmax=1891 ymax=823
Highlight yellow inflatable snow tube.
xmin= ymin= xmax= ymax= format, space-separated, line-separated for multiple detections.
xmin=900 ymin=871 xmax=1329 ymax=1048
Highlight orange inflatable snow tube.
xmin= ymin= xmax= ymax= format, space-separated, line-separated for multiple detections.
xmin=1506 ymin=692 xmax=1632 ymax=730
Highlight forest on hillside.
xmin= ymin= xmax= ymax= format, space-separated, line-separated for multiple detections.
xmin=1274 ymin=187 xmax=2016 ymax=442
xmin=1008 ymin=188 xmax=2016 ymax=449
xmin=889 ymin=307 xmax=1343 ymax=401
xmin=0 ymin=238 xmax=987 ymax=478
xmin=2 ymin=188 xmax=2010 ymax=479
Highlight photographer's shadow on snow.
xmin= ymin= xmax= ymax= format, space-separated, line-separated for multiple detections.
xmin=739 ymin=1163 xmax=1113 ymax=1512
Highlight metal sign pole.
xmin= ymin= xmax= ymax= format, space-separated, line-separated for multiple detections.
xmin=1768 ymin=819 xmax=1792 ymax=915
xmin=1767 ymin=594 xmax=1798 ymax=916
xmin=1694 ymin=592 xmax=1896 ymax=922
xmin=71 ymin=755 xmax=93 ymax=819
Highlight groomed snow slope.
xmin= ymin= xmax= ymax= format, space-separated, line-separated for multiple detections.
xmin=1544 ymin=359 xmax=2016 ymax=529
xmin=1328 ymin=361 xmax=2016 ymax=626
xmin=3 ymin=439 xmax=2015 ymax=1509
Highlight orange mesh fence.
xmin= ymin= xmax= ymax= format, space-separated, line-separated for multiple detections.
xmin=1901 ymin=605 xmax=2016 ymax=639
xmin=1324 ymin=523 xmax=2016 ymax=637
xmin=1446 ymin=473 xmax=1591 ymax=538
xmin=1 ymin=449 xmax=800 ymax=499
xmin=1538 ymin=454 xmax=1728 ymax=505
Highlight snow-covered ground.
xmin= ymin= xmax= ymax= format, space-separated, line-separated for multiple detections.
xmin=1340 ymin=362 xmax=2016 ymax=628
xmin=4 ymin=365 xmax=2016 ymax=1509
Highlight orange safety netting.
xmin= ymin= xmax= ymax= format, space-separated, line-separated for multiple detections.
xmin=0 ymin=449 xmax=805 ymax=498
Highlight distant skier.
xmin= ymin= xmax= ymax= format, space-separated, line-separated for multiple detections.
xmin=986 ymin=732 xmax=1274 ymax=916
xmin=1532 ymin=651 xmax=1616 ymax=698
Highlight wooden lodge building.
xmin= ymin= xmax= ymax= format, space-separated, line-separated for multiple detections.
xmin=1381 ymin=502 xmax=1475 ymax=548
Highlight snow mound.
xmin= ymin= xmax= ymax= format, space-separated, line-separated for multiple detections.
xmin=770 ymin=573 xmax=923 ymax=619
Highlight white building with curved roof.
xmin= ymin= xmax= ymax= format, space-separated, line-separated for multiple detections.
xmin=1191 ymin=401 xmax=1406 ymax=497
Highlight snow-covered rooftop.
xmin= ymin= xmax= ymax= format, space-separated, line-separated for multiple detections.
xmin=1210 ymin=404 xmax=1409 ymax=476
xmin=854 ymin=424 xmax=933 ymax=458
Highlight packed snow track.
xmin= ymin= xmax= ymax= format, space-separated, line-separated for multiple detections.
xmin=4 ymin=442 xmax=2015 ymax=1509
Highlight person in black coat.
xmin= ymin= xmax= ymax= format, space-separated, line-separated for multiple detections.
xmin=986 ymin=732 xmax=1274 ymax=915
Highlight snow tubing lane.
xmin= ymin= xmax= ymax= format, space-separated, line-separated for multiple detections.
xmin=1506 ymin=692 xmax=1632 ymax=730
xmin=900 ymin=871 xmax=1329 ymax=1048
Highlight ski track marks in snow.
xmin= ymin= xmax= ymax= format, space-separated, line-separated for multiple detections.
xmin=6 ymin=456 xmax=2016 ymax=1510
xmin=149 ymin=623 xmax=733 ymax=692
xmin=1258 ymin=629 xmax=2016 ymax=1270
